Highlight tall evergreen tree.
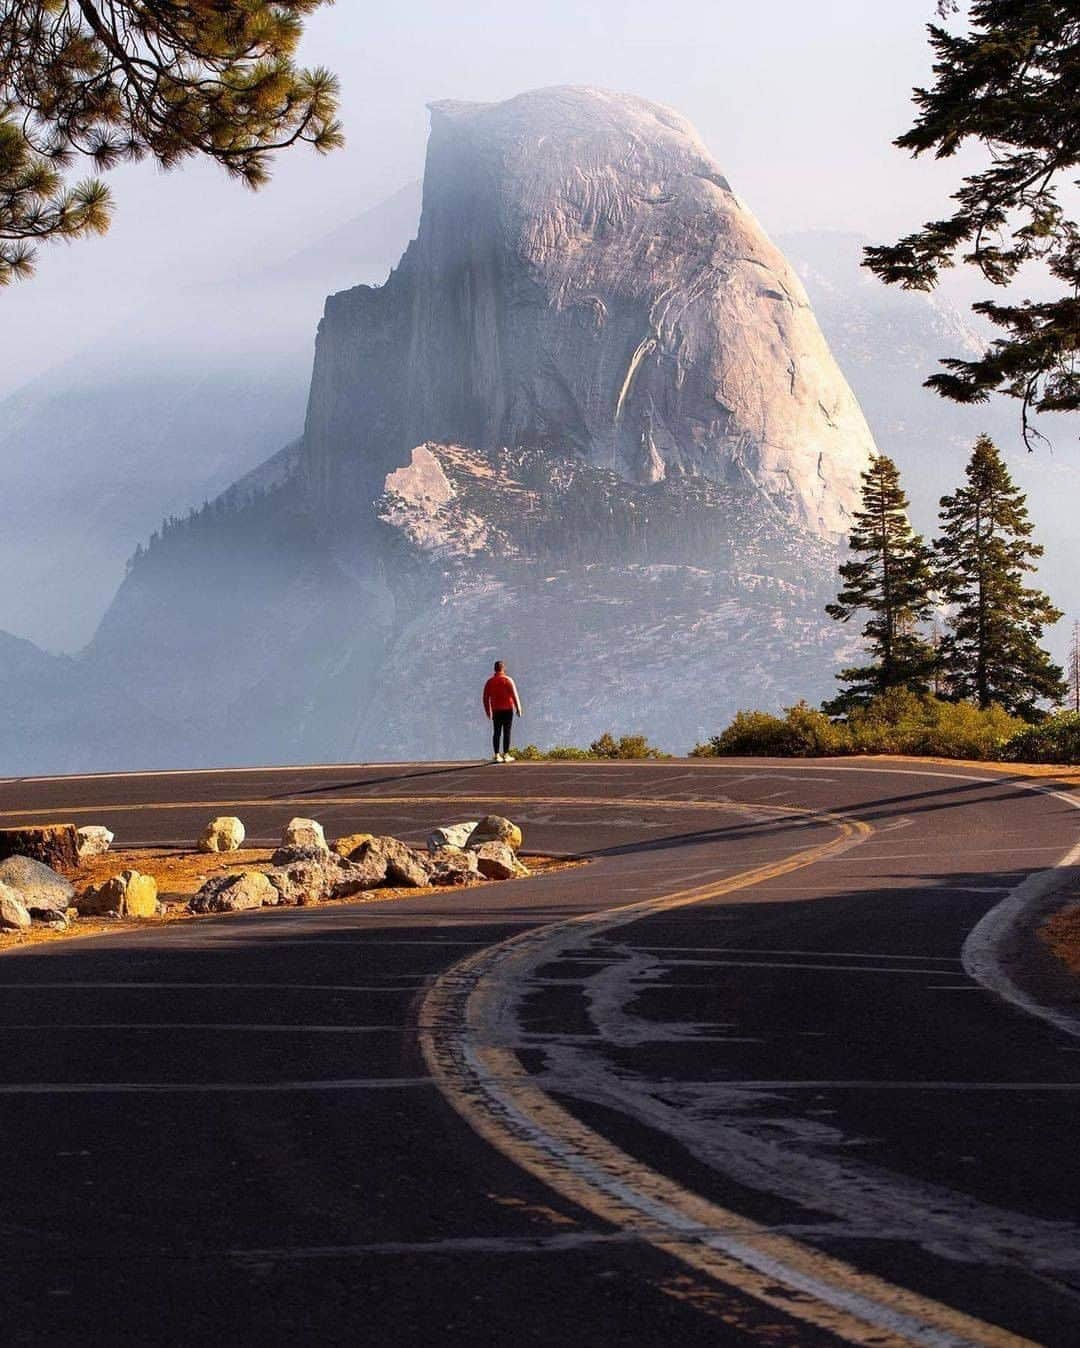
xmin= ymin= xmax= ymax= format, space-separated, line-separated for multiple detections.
xmin=935 ymin=435 xmax=1065 ymax=717
xmin=864 ymin=2 xmax=1080 ymax=438
xmin=825 ymin=454 xmax=937 ymax=713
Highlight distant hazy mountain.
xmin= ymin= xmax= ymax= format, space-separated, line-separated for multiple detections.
xmin=781 ymin=230 xmax=1079 ymax=655
xmin=0 ymin=182 xmax=422 ymax=652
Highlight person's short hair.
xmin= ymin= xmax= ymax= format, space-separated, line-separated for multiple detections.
xmin=493 ymin=660 xmax=504 ymax=672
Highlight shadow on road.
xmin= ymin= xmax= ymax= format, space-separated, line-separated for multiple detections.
xmin=271 ymin=761 xmax=491 ymax=800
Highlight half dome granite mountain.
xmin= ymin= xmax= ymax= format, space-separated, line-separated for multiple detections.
xmin=1 ymin=87 xmax=878 ymax=772
xmin=303 ymin=86 xmax=875 ymax=539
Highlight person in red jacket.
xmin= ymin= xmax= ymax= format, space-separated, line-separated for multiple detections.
xmin=482 ymin=660 xmax=524 ymax=762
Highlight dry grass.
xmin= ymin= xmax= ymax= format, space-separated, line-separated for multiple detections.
xmin=1040 ymin=902 xmax=1080 ymax=978
xmin=0 ymin=847 xmax=578 ymax=954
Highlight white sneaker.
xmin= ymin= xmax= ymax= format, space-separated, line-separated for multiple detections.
xmin=502 ymin=754 xmax=515 ymax=763
xmin=493 ymin=753 xmax=504 ymax=763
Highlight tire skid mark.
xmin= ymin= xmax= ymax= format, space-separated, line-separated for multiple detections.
xmin=419 ymin=809 xmax=1036 ymax=1347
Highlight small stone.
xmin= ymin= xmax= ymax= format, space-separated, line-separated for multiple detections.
xmin=77 ymin=870 xmax=159 ymax=919
xmin=472 ymin=841 xmax=530 ymax=880
xmin=282 ymin=817 xmax=327 ymax=853
xmin=197 ymin=817 xmax=245 ymax=854
xmin=0 ymin=883 xmax=31 ymax=930
xmin=76 ymin=825 xmax=114 ymax=859
xmin=188 ymin=870 xmax=277 ymax=914
xmin=0 ymin=825 xmax=79 ymax=871
xmin=426 ymin=822 xmax=479 ymax=853
xmin=466 ymin=815 xmax=523 ymax=851
xmin=0 ymin=856 xmax=75 ymax=914
xmin=428 ymin=847 xmax=482 ymax=887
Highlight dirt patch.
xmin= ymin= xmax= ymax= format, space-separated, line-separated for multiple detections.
xmin=1040 ymin=901 xmax=1080 ymax=978
xmin=0 ymin=847 xmax=580 ymax=954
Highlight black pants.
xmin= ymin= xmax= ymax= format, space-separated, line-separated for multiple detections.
xmin=492 ymin=710 xmax=513 ymax=755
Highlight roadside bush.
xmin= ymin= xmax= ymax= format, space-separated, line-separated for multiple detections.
xmin=695 ymin=691 xmax=1025 ymax=761
xmin=846 ymin=689 xmax=1023 ymax=759
xmin=514 ymin=735 xmax=670 ymax=761
xmin=694 ymin=703 xmax=850 ymax=757
xmin=514 ymin=743 xmax=592 ymax=761
xmin=1000 ymin=712 xmax=1080 ymax=765
xmin=589 ymin=732 xmax=670 ymax=760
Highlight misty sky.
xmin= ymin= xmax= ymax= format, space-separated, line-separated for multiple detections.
xmin=3 ymin=0 xmax=969 ymax=397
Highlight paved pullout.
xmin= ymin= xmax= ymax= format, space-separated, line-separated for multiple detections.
xmin=1 ymin=759 xmax=1078 ymax=1344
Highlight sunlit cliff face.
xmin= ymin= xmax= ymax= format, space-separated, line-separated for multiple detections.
xmin=301 ymin=85 xmax=876 ymax=541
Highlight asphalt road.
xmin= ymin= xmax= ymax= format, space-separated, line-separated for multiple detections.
xmin=1 ymin=758 xmax=1079 ymax=1346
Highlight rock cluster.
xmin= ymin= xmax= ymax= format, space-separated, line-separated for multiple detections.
xmin=186 ymin=814 xmax=529 ymax=914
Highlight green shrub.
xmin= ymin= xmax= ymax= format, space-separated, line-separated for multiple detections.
xmin=590 ymin=732 xmax=669 ymax=760
xmin=846 ymin=689 xmax=1023 ymax=759
xmin=699 ymin=691 xmax=1025 ymax=761
xmin=514 ymin=734 xmax=670 ymax=761
xmin=1000 ymin=712 xmax=1080 ymax=764
xmin=699 ymin=704 xmax=850 ymax=757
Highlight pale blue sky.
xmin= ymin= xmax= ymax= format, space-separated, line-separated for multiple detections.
xmin=2 ymin=0 xmax=964 ymax=394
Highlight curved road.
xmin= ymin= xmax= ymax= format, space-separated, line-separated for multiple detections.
xmin=2 ymin=759 xmax=1079 ymax=1345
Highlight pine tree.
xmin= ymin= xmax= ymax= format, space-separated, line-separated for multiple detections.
xmin=1 ymin=2 xmax=342 ymax=285
xmin=864 ymin=2 xmax=1080 ymax=435
xmin=825 ymin=454 xmax=937 ymax=713
xmin=935 ymin=435 xmax=1065 ymax=717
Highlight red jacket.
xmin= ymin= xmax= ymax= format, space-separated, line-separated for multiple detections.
xmin=483 ymin=673 xmax=521 ymax=715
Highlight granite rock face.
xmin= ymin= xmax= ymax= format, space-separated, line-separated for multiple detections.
xmin=304 ymin=86 xmax=873 ymax=539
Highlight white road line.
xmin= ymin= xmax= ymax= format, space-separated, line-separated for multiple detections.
xmin=0 ymin=1077 xmax=434 ymax=1094
xmin=1 ymin=1023 xmax=408 ymax=1034
xmin=0 ymin=981 xmax=423 ymax=992
xmin=622 ymin=960 xmax=970 ymax=975
xmin=615 ymin=1081 xmax=1080 ymax=1092
xmin=630 ymin=947 xmax=963 ymax=962
xmin=962 ymin=833 xmax=1080 ymax=1039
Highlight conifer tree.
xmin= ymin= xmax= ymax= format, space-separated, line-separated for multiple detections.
xmin=825 ymin=454 xmax=937 ymax=713
xmin=1 ymin=1 xmax=342 ymax=284
xmin=864 ymin=2 xmax=1080 ymax=437
xmin=935 ymin=435 xmax=1065 ymax=717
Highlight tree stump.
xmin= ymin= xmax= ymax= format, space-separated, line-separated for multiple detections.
xmin=0 ymin=824 xmax=80 ymax=871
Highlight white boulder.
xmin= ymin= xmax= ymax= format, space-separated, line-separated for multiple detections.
xmin=76 ymin=825 xmax=115 ymax=859
xmin=426 ymin=822 xmax=479 ymax=853
xmin=282 ymin=817 xmax=328 ymax=853
xmin=198 ymin=816 xmax=246 ymax=854
xmin=0 ymin=882 xmax=32 ymax=930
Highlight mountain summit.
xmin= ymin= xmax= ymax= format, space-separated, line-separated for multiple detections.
xmin=3 ymin=88 xmax=879 ymax=771
xmin=304 ymin=86 xmax=873 ymax=539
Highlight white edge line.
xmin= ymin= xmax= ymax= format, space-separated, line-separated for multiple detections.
xmin=961 ymin=783 xmax=1080 ymax=1040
